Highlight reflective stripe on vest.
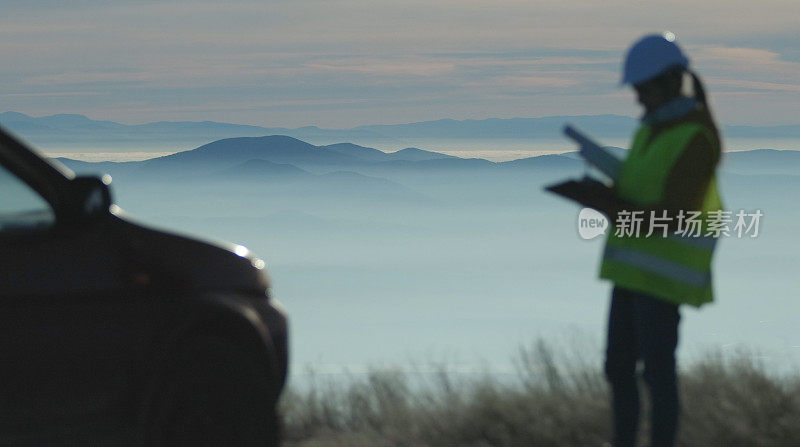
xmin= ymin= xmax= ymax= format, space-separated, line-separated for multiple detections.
xmin=604 ymin=245 xmax=711 ymax=287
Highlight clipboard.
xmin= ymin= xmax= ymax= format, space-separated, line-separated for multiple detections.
xmin=544 ymin=176 xmax=613 ymax=208
xmin=563 ymin=125 xmax=622 ymax=181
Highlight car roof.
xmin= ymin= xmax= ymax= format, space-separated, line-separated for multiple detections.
xmin=0 ymin=125 xmax=75 ymax=212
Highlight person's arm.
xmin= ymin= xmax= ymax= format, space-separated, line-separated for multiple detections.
xmin=660 ymin=132 xmax=719 ymax=215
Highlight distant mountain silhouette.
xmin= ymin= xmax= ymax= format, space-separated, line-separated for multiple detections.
xmin=134 ymin=135 xmax=475 ymax=177
xmin=324 ymin=144 xmax=455 ymax=162
xmin=56 ymin=135 xmax=799 ymax=183
xmin=147 ymin=135 xmax=359 ymax=168
xmin=51 ymin=134 xmax=800 ymax=214
xmin=719 ymin=149 xmax=800 ymax=175
xmin=501 ymin=154 xmax=580 ymax=170
xmin=0 ymin=111 xmax=273 ymax=144
xmin=4 ymin=111 xmax=798 ymax=149
xmin=324 ymin=143 xmax=392 ymax=161
xmin=389 ymin=148 xmax=456 ymax=161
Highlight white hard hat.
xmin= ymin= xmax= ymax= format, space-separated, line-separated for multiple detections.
xmin=621 ymin=32 xmax=689 ymax=86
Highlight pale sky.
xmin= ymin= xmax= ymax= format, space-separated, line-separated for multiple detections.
xmin=1 ymin=0 xmax=799 ymax=128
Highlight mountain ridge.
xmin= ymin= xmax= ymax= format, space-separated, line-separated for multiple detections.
xmin=52 ymin=134 xmax=799 ymax=181
xmin=3 ymin=111 xmax=798 ymax=148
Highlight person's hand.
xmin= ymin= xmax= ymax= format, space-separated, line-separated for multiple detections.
xmin=572 ymin=177 xmax=615 ymax=213
xmin=544 ymin=177 xmax=616 ymax=216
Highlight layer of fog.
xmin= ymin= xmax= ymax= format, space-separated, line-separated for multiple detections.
xmin=73 ymin=153 xmax=798 ymax=383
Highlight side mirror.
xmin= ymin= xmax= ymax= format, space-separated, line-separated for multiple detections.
xmin=70 ymin=175 xmax=114 ymax=218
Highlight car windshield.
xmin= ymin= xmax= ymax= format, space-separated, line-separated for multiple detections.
xmin=0 ymin=164 xmax=54 ymax=232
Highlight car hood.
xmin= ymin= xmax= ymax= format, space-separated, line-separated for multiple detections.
xmin=110 ymin=207 xmax=270 ymax=295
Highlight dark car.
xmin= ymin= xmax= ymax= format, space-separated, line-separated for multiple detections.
xmin=0 ymin=126 xmax=288 ymax=446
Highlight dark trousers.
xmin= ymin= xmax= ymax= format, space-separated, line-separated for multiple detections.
xmin=605 ymin=286 xmax=681 ymax=447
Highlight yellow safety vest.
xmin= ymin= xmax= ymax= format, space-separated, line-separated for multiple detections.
xmin=599 ymin=121 xmax=723 ymax=307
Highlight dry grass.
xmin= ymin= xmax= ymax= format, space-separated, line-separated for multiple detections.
xmin=280 ymin=341 xmax=800 ymax=447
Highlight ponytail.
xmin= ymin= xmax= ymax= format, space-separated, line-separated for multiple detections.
xmin=688 ymin=70 xmax=720 ymax=141
xmin=689 ymin=70 xmax=707 ymax=106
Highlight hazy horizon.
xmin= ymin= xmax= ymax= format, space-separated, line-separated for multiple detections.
xmin=41 ymin=139 xmax=800 ymax=164
xmin=2 ymin=110 xmax=796 ymax=162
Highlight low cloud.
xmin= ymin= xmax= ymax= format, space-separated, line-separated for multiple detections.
xmin=488 ymin=76 xmax=581 ymax=88
xmin=2 ymin=1 xmax=799 ymax=126
xmin=305 ymin=58 xmax=456 ymax=76
xmin=708 ymin=78 xmax=800 ymax=93
xmin=0 ymin=91 xmax=105 ymax=98
xmin=694 ymin=46 xmax=800 ymax=79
